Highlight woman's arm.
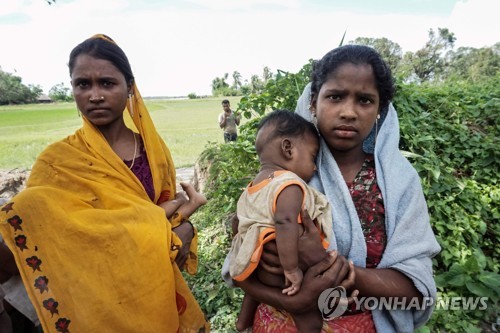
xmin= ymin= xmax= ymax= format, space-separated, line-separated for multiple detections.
xmin=354 ymin=267 xmax=422 ymax=301
xmin=172 ymin=221 xmax=194 ymax=268
xmin=159 ymin=192 xmax=187 ymax=219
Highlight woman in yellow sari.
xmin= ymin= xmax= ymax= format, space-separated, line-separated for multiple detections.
xmin=0 ymin=34 xmax=209 ymax=333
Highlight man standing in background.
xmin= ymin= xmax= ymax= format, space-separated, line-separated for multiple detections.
xmin=218 ymin=99 xmax=241 ymax=142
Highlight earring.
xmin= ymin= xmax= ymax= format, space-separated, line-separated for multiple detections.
xmin=311 ymin=112 xmax=318 ymax=130
xmin=375 ymin=115 xmax=379 ymax=145
xmin=128 ymin=93 xmax=134 ymax=117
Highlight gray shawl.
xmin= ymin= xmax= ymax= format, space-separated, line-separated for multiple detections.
xmin=296 ymin=83 xmax=441 ymax=332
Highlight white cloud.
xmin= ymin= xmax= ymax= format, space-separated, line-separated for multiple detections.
xmin=447 ymin=0 xmax=499 ymax=48
xmin=0 ymin=0 xmax=497 ymax=97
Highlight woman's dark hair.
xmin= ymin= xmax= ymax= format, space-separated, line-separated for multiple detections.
xmin=256 ymin=110 xmax=318 ymax=153
xmin=68 ymin=35 xmax=134 ymax=85
xmin=310 ymin=45 xmax=395 ymax=111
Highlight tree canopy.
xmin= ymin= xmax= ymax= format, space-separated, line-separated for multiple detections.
xmin=0 ymin=68 xmax=42 ymax=105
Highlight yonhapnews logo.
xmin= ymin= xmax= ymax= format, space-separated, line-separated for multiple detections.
xmin=318 ymin=286 xmax=490 ymax=321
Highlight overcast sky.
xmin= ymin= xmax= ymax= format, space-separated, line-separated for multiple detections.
xmin=1 ymin=0 xmax=498 ymax=97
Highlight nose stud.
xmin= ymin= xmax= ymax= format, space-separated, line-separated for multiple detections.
xmin=89 ymin=96 xmax=105 ymax=102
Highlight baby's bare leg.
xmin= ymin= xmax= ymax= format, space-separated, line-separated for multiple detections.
xmin=292 ymin=309 xmax=323 ymax=333
xmin=175 ymin=182 xmax=207 ymax=219
xmin=236 ymin=294 xmax=259 ymax=331
xmin=180 ymin=182 xmax=207 ymax=206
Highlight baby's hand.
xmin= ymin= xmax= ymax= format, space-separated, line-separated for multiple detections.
xmin=282 ymin=267 xmax=303 ymax=296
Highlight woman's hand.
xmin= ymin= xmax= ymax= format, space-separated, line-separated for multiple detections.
xmin=296 ymin=251 xmax=352 ymax=311
xmin=172 ymin=222 xmax=194 ymax=269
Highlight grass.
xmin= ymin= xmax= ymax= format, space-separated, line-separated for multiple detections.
xmin=0 ymin=96 xmax=241 ymax=170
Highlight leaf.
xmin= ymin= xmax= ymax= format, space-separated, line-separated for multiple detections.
xmin=207 ymin=289 xmax=219 ymax=303
xmin=434 ymin=274 xmax=447 ymax=288
xmin=463 ymin=256 xmax=480 ymax=272
xmin=478 ymin=272 xmax=500 ymax=291
xmin=400 ymin=150 xmax=425 ymax=159
xmin=444 ymin=263 xmax=468 ymax=287
xmin=447 ymin=273 xmax=469 ymax=287
xmin=415 ymin=326 xmax=431 ymax=333
xmin=465 ymin=281 xmax=494 ymax=297
xmin=472 ymin=248 xmax=487 ymax=270
xmin=431 ymin=169 xmax=441 ymax=181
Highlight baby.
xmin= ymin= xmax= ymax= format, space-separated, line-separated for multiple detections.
xmin=228 ymin=110 xmax=333 ymax=332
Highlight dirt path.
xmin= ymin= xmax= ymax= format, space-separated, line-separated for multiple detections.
xmin=175 ymin=167 xmax=195 ymax=183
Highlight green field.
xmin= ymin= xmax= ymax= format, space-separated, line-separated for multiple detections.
xmin=0 ymin=97 xmax=241 ymax=170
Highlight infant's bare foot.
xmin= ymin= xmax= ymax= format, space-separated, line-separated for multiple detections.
xmin=180 ymin=182 xmax=207 ymax=206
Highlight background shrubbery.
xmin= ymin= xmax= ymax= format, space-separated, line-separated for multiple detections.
xmin=187 ymin=62 xmax=499 ymax=332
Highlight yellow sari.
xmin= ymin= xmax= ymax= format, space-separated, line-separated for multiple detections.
xmin=0 ymin=36 xmax=209 ymax=333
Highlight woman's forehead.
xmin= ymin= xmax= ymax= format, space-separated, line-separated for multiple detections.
xmin=71 ymin=54 xmax=122 ymax=77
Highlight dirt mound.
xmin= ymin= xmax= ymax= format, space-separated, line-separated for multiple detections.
xmin=0 ymin=169 xmax=30 ymax=202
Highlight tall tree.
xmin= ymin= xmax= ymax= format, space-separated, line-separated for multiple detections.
xmin=444 ymin=44 xmax=500 ymax=81
xmin=250 ymin=75 xmax=264 ymax=94
xmin=404 ymin=28 xmax=456 ymax=82
xmin=211 ymin=73 xmax=229 ymax=96
xmin=232 ymin=71 xmax=242 ymax=90
xmin=262 ymin=66 xmax=273 ymax=83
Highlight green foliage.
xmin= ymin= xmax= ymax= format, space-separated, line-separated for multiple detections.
xmin=185 ymin=121 xmax=260 ymax=331
xmin=0 ymin=68 xmax=41 ymax=105
xmin=393 ymin=76 xmax=499 ymax=331
xmin=184 ymin=208 xmax=242 ymax=332
xmin=444 ymin=44 xmax=500 ymax=82
xmin=193 ymin=59 xmax=500 ymax=331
